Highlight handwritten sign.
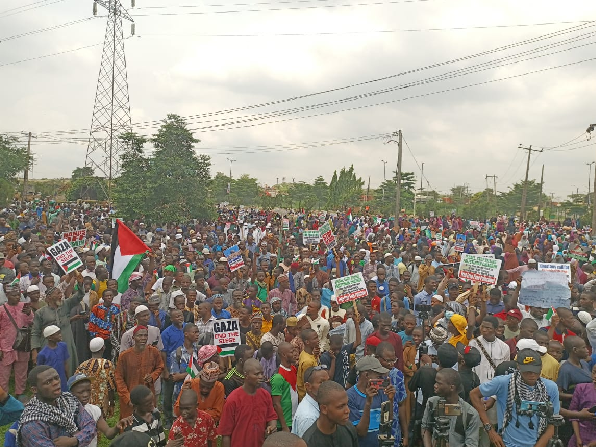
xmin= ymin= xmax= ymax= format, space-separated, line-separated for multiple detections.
xmin=303 ymin=230 xmax=321 ymax=245
xmin=213 ymin=318 xmax=241 ymax=356
xmin=537 ymin=263 xmax=572 ymax=283
xmin=47 ymin=240 xmax=83 ymax=274
xmin=224 ymin=245 xmax=244 ymax=272
xmin=458 ymin=253 xmax=502 ymax=285
xmin=282 ymin=218 xmax=290 ymax=231
xmin=61 ymin=230 xmax=86 ymax=248
xmin=319 ymin=220 xmax=336 ymax=249
xmin=519 ymin=270 xmax=571 ymax=309
xmin=331 ymin=272 xmax=368 ymax=304
xmin=454 ymin=234 xmax=466 ymax=252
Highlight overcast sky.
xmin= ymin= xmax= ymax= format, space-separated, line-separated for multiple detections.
xmin=1 ymin=0 xmax=596 ymax=200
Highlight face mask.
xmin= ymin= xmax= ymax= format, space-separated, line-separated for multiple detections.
xmin=445 ymin=310 xmax=454 ymax=321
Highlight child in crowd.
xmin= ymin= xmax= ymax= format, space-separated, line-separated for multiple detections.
xmin=36 ymin=325 xmax=69 ymax=392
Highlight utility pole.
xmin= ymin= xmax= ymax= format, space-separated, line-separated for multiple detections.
xmin=381 ymin=159 xmax=387 ymax=181
xmin=366 ymin=176 xmax=370 ymax=202
xmin=586 ymin=124 xmax=596 ymax=230
xmin=226 ymin=158 xmax=235 ymax=195
xmin=587 ymin=162 xmax=595 ymax=207
xmin=385 ymin=131 xmax=403 ymax=218
xmin=22 ymin=132 xmax=33 ymax=200
xmin=519 ymin=144 xmax=543 ymax=221
xmin=538 ymin=165 xmax=544 ymax=219
xmin=486 ymin=174 xmax=497 ymax=213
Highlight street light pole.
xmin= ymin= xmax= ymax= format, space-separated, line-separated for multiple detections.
xmin=226 ymin=157 xmax=236 ymax=195
xmin=587 ymin=124 xmax=596 ymax=231
xmin=381 ymin=159 xmax=387 ymax=181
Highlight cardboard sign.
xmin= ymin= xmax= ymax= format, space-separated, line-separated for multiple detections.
xmin=458 ymin=253 xmax=502 ymax=285
xmin=61 ymin=230 xmax=86 ymax=248
xmin=303 ymin=230 xmax=321 ymax=245
xmin=213 ymin=318 xmax=241 ymax=356
xmin=48 ymin=239 xmax=83 ymax=274
xmin=537 ymin=263 xmax=572 ymax=283
xmin=282 ymin=218 xmax=290 ymax=231
xmin=224 ymin=245 xmax=244 ymax=272
xmin=519 ymin=270 xmax=571 ymax=309
xmin=319 ymin=220 xmax=336 ymax=249
xmin=454 ymin=234 xmax=466 ymax=252
xmin=469 ymin=221 xmax=480 ymax=229
xmin=331 ymin=272 xmax=368 ymax=304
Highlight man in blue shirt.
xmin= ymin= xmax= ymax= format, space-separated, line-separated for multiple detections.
xmin=470 ymin=349 xmax=560 ymax=447
xmin=161 ymin=309 xmax=185 ymax=428
xmin=347 ymin=356 xmax=396 ymax=447
xmin=413 ymin=276 xmax=436 ymax=323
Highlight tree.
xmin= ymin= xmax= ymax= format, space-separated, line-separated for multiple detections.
xmin=0 ymin=134 xmax=33 ymax=205
xmin=71 ymin=167 xmax=94 ymax=179
xmin=231 ymin=174 xmax=260 ymax=206
xmin=373 ymin=171 xmax=416 ymax=215
xmin=114 ymin=115 xmax=214 ymax=222
xmin=327 ymin=166 xmax=364 ymax=209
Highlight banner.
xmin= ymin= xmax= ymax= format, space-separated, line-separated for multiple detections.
xmin=302 ymin=230 xmax=321 ymax=245
xmin=319 ymin=220 xmax=336 ymax=249
xmin=331 ymin=272 xmax=368 ymax=304
xmin=458 ymin=253 xmax=502 ymax=285
xmin=61 ymin=230 xmax=86 ymax=248
xmin=282 ymin=218 xmax=290 ymax=231
xmin=569 ymin=247 xmax=588 ymax=261
xmin=224 ymin=245 xmax=245 ymax=272
xmin=213 ymin=318 xmax=241 ymax=356
xmin=48 ymin=240 xmax=83 ymax=274
xmin=454 ymin=234 xmax=466 ymax=252
xmin=537 ymin=263 xmax=572 ymax=283
xmin=519 ymin=270 xmax=571 ymax=309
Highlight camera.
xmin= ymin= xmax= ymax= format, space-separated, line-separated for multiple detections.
xmin=519 ymin=400 xmax=545 ymax=414
xmin=369 ymin=378 xmax=390 ymax=391
xmin=416 ymin=304 xmax=432 ymax=313
xmin=436 ymin=399 xmax=462 ymax=417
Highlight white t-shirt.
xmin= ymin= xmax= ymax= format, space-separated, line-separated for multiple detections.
xmin=84 ymin=403 xmax=102 ymax=447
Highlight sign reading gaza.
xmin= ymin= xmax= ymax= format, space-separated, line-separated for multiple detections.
xmin=213 ymin=318 xmax=241 ymax=356
xmin=48 ymin=239 xmax=83 ymax=274
xmin=331 ymin=272 xmax=367 ymax=304
xmin=458 ymin=253 xmax=502 ymax=285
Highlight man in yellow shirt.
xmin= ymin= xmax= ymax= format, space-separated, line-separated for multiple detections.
xmin=532 ymin=332 xmax=560 ymax=381
xmin=297 ymin=329 xmax=320 ymax=401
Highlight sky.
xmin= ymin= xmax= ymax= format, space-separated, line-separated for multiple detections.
xmin=1 ymin=0 xmax=596 ymax=201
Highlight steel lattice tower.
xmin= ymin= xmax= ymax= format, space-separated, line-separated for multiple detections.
xmin=85 ymin=0 xmax=134 ymax=195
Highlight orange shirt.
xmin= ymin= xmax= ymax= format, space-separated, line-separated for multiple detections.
xmin=173 ymin=378 xmax=225 ymax=423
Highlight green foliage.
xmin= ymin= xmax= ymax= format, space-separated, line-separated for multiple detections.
xmin=327 ymin=165 xmax=364 ymax=209
xmin=373 ymin=171 xmax=416 ymax=216
xmin=210 ymin=173 xmax=260 ymax=206
xmin=67 ymin=166 xmax=109 ymax=201
xmin=0 ymin=134 xmax=33 ymax=206
xmin=114 ymin=116 xmax=215 ymax=222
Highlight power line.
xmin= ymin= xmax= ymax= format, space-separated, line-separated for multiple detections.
xmin=0 ymin=17 xmax=97 ymax=43
xmin=133 ymin=0 xmax=437 ymax=9
xmin=138 ymin=20 xmax=592 ymax=38
xmin=401 ymin=135 xmax=435 ymax=191
xmin=0 ymin=0 xmax=66 ymax=19
xmin=127 ymin=0 xmax=445 ymax=16
xmin=0 ymin=43 xmax=102 ymax=68
xmin=539 ymin=132 xmax=588 ymax=150
xmin=4 ymin=20 xmax=595 ymax=136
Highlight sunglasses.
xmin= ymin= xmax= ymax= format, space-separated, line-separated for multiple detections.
xmin=304 ymin=365 xmax=328 ymax=383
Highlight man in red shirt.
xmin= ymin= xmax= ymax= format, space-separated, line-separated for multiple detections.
xmin=370 ymin=312 xmax=405 ymax=372
xmin=218 ymin=358 xmax=277 ymax=447
xmin=543 ymin=307 xmax=577 ymax=343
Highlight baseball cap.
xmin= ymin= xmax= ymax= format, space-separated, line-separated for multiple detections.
xmin=67 ymin=373 xmax=91 ymax=391
xmin=356 ymin=355 xmax=389 ymax=374
xmin=528 ymin=259 xmax=537 ymax=264
xmin=43 ymin=325 xmax=60 ymax=338
xmin=516 ymin=349 xmax=542 ymax=374
xmin=516 ymin=339 xmax=546 ymax=354
xmin=147 ymin=295 xmax=161 ymax=306
xmin=457 ymin=344 xmax=481 ymax=368
xmin=506 ymin=308 xmax=523 ymax=321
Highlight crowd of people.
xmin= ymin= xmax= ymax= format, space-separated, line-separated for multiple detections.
xmin=1 ymin=203 xmax=596 ymax=447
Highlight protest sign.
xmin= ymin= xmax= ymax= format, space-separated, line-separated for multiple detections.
xmin=61 ymin=230 xmax=86 ymax=248
xmin=569 ymin=247 xmax=588 ymax=261
xmin=519 ymin=270 xmax=571 ymax=309
xmin=282 ymin=218 xmax=289 ymax=231
xmin=213 ymin=318 xmax=241 ymax=356
xmin=319 ymin=220 xmax=336 ymax=249
xmin=331 ymin=272 xmax=368 ymax=304
xmin=454 ymin=234 xmax=466 ymax=252
xmin=537 ymin=263 xmax=572 ymax=283
xmin=223 ymin=245 xmax=244 ymax=272
xmin=303 ymin=230 xmax=321 ymax=245
xmin=48 ymin=240 xmax=83 ymax=274
xmin=458 ymin=253 xmax=502 ymax=285
xmin=469 ymin=221 xmax=480 ymax=229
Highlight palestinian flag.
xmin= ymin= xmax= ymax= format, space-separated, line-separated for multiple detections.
xmin=347 ymin=208 xmax=353 ymax=222
xmin=217 ymin=345 xmax=236 ymax=357
xmin=110 ymin=219 xmax=149 ymax=293
xmin=186 ymin=354 xmax=199 ymax=379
